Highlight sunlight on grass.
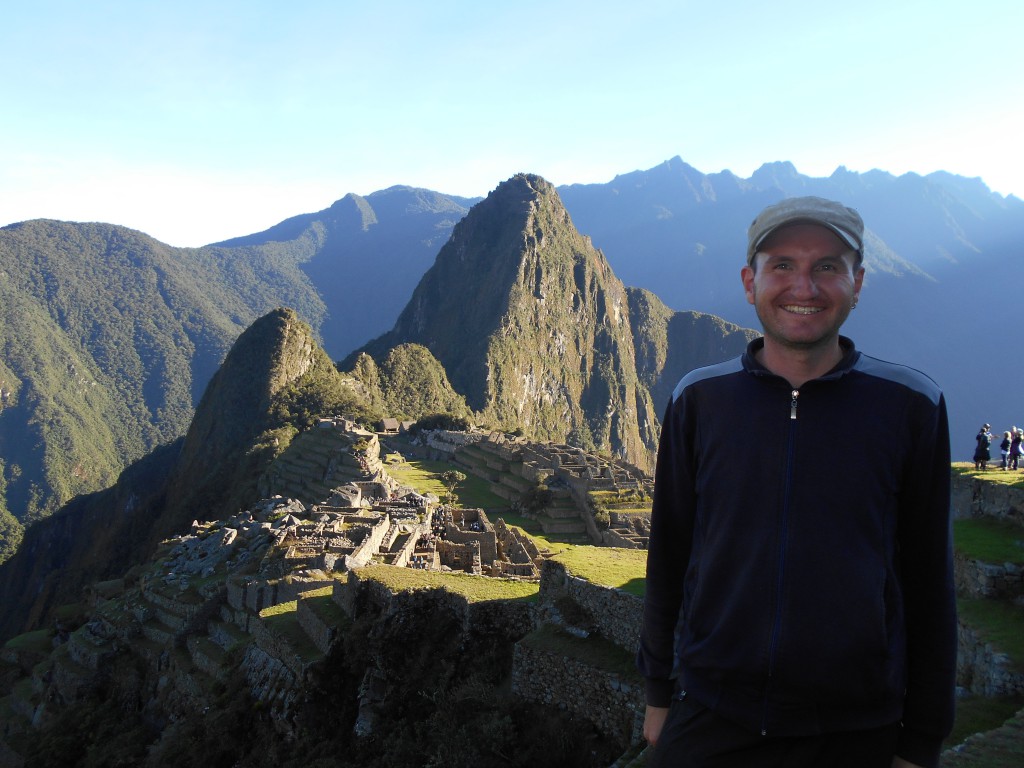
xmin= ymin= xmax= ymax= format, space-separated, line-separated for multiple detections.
xmin=953 ymin=462 xmax=1024 ymax=489
xmin=354 ymin=564 xmax=539 ymax=603
xmin=385 ymin=457 xmax=507 ymax=509
xmin=551 ymin=545 xmax=647 ymax=597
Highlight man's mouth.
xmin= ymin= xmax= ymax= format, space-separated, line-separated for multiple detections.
xmin=782 ymin=305 xmax=822 ymax=315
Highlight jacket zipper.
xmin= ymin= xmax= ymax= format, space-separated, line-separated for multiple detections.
xmin=763 ymin=388 xmax=799 ymax=735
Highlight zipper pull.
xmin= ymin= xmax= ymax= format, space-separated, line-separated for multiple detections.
xmin=790 ymin=389 xmax=799 ymax=420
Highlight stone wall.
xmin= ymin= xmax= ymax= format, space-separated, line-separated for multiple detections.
xmin=952 ymin=470 xmax=1024 ymax=701
xmin=234 ymin=576 xmax=336 ymax=614
xmin=601 ymin=527 xmax=644 ymax=549
xmin=296 ymin=595 xmax=338 ymax=656
xmin=345 ymin=514 xmax=391 ymax=569
xmin=251 ymin=613 xmax=310 ymax=680
xmin=955 ymin=552 xmax=1024 ymax=599
xmin=951 ymin=473 xmax=1024 ymax=525
xmin=511 ymin=642 xmax=642 ymax=748
xmin=539 ymin=559 xmax=643 ymax=655
xmin=333 ymin=569 xmax=535 ymax=643
xmin=957 ymin=621 xmax=1024 ymax=697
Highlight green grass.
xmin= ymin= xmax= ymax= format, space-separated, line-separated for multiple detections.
xmin=258 ymin=603 xmax=323 ymax=663
xmin=948 ymin=695 xmax=1024 ymax=749
xmin=954 ymin=517 xmax=1024 ymax=564
xmin=353 ymin=564 xmax=539 ymax=603
xmin=259 ymin=600 xmax=298 ymax=619
xmin=3 ymin=629 xmax=53 ymax=655
xmin=551 ymin=545 xmax=647 ymax=597
xmin=958 ymin=597 xmax=1024 ymax=673
xmin=300 ymin=587 xmax=349 ymax=627
xmin=385 ymin=457 xmax=507 ymax=509
xmin=520 ymin=623 xmax=640 ymax=679
xmin=953 ymin=462 xmax=1024 ymax=489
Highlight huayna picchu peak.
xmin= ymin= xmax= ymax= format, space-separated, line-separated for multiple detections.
xmin=350 ymin=173 xmax=753 ymax=473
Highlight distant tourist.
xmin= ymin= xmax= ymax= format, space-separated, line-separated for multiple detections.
xmin=638 ymin=197 xmax=955 ymax=768
xmin=973 ymin=424 xmax=993 ymax=469
xmin=999 ymin=431 xmax=1012 ymax=469
xmin=1009 ymin=428 xmax=1023 ymax=471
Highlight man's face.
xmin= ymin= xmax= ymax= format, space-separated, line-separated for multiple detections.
xmin=741 ymin=223 xmax=864 ymax=353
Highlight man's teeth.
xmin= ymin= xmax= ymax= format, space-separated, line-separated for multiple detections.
xmin=783 ymin=306 xmax=822 ymax=314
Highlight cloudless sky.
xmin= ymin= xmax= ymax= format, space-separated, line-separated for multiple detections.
xmin=3 ymin=0 xmax=1022 ymax=246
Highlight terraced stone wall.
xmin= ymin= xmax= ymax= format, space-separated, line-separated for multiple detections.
xmin=539 ymin=560 xmax=643 ymax=655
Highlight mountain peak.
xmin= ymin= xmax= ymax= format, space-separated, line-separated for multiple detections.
xmin=180 ymin=308 xmax=317 ymax=461
xmin=355 ymin=174 xmax=660 ymax=468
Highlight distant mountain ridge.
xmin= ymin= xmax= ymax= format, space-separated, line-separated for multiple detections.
xmin=2 ymin=157 xmax=1022 ymax=555
xmin=557 ymin=157 xmax=1024 ymax=455
xmin=216 ymin=186 xmax=481 ymax=359
xmin=0 ymin=219 xmax=331 ymax=552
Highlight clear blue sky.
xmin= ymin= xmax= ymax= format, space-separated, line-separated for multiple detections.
xmin=3 ymin=0 xmax=1022 ymax=246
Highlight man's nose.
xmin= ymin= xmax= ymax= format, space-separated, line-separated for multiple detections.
xmin=789 ymin=268 xmax=819 ymax=297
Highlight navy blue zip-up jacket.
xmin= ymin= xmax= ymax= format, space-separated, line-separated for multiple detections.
xmin=637 ymin=337 xmax=955 ymax=767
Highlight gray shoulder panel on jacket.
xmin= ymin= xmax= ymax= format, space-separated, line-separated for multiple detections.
xmin=672 ymin=356 xmax=745 ymax=402
xmin=852 ymin=354 xmax=942 ymax=405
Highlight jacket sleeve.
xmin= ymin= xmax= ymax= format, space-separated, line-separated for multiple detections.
xmin=894 ymin=392 xmax=956 ymax=767
xmin=636 ymin=393 xmax=699 ymax=707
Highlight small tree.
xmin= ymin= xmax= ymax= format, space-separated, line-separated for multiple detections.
xmin=440 ymin=470 xmax=466 ymax=505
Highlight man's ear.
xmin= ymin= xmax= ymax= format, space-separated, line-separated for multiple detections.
xmin=741 ymin=264 xmax=756 ymax=305
xmin=853 ymin=265 xmax=865 ymax=302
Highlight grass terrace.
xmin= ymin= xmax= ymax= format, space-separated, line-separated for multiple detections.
xmin=947 ymin=468 xmax=1024 ymax=751
xmin=2 ymin=629 xmax=53 ymax=655
xmin=258 ymin=599 xmax=324 ymax=665
xmin=551 ymin=545 xmax=647 ymax=597
xmin=385 ymin=457 xmax=507 ymax=509
xmin=952 ymin=462 xmax=1024 ymax=490
xmin=954 ymin=517 xmax=1024 ymax=565
xmin=353 ymin=564 xmax=540 ymax=603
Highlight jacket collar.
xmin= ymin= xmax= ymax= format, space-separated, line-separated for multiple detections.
xmin=743 ymin=336 xmax=861 ymax=383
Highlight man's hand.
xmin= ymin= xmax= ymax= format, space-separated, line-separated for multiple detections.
xmin=643 ymin=705 xmax=670 ymax=746
xmin=891 ymin=758 xmax=924 ymax=768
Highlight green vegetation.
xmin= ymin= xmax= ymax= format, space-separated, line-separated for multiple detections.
xmin=0 ymin=507 xmax=22 ymax=564
xmin=268 ymin=345 xmax=382 ymax=432
xmin=259 ymin=604 xmax=323 ymax=664
xmin=952 ymin=462 xmax=1024 ymax=490
xmin=385 ymin=457 xmax=505 ymax=510
xmin=958 ymin=598 xmax=1024 ymax=673
xmin=354 ymin=564 xmax=540 ymax=603
xmin=375 ymin=343 xmax=470 ymax=421
xmin=947 ymin=477 xmax=1024 ymax=747
xmin=408 ymin=413 xmax=472 ymax=432
xmin=440 ymin=469 xmax=466 ymax=504
xmin=3 ymin=628 xmax=52 ymax=654
xmin=0 ymin=218 xmax=327 ymax=545
xmin=948 ymin=695 xmax=1024 ymax=749
xmin=551 ymin=545 xmax=647 ymax=597
xmin=954 ymin=517 xmax=1024 ymax=565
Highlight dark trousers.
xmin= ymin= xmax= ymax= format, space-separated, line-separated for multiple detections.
xmin=650 ymin=695 xmax=901 ymax=768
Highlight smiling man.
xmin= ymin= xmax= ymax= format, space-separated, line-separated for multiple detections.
xmin=637 ymin=197 xmax=956 ymax=768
